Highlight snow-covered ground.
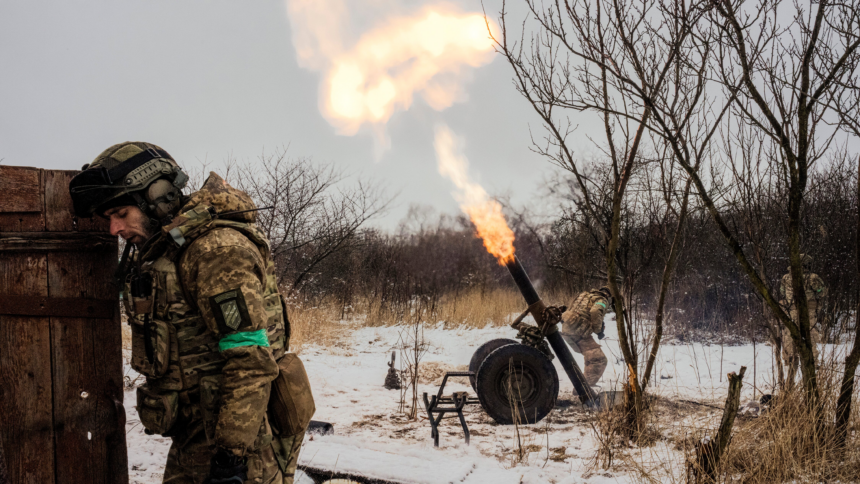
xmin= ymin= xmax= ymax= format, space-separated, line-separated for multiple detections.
xmin=125 ymin=317 xmax=849 ymax=483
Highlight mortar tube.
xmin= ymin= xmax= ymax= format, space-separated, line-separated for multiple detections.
xmin=546 ymin=332 xmax=598 ymax=406
xmin=504 ymin=256 xmax=540 ymax=306
xmin=504 ymin=256 xmax=598 ymax=406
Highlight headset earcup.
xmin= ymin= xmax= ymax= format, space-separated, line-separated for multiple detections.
xmin=145 ymin=179 xmax=182 ymax=220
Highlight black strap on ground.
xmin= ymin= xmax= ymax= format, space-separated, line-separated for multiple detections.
xmin=298 ymin=465 xmax=404 ymax=484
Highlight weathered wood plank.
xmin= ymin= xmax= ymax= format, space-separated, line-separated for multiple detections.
xmin=0 ymin=232 xmax=115 ymax=252
xmin=45 ymin=170 xmax=109 ymax=233
xmin=0 ymin=166 xmax=41 ymax=213
xmin=91 ymin=301 xmax=128 ymax=483
xmin=0 ymin=254 xmax=54 ymax=484
xmin=49 ymin=249 xmax=126 ymax=484
xmin=0 ymin=295 xmax=115 ymax=318
xmin=0 ymin=166 xmax=45 ymax=232
xmin=0 ymin=435 xmax=9 ymax=484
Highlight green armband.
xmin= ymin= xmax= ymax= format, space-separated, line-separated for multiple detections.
xmin=219 ymin=328 xmax=270 ymax=352
xmin=596 ymin=301 xmax=606 ymax=309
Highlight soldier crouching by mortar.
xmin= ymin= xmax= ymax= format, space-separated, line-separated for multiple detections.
xmin=559 ymin=287 xmax=613 ymax=388
xmin=70 ymin=142 xmax=310 ymax=484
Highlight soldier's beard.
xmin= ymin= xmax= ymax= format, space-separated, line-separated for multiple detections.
xmin=122 ymin=216 xmax=157 ymax=246
xmin=133 ymin=220 xmax=161 ymax=246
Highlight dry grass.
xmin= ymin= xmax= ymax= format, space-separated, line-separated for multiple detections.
xmin=615 ymin=361 xmax=860 ymax=484
xmin=717 ymin=363 xmax=860 ymax=483
xmin=349 ymin=287 xmax=555 ymax=329
xmin=433 ymin=287 xmax=533 ymax=329
xmin=285 ymin=299 xmax=347 ymax=354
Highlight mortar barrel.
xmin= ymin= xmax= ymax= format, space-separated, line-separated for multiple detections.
xmin=547 ymin=332 xmax=598 ymax=406
xmin=503 ymin=255 xmax=597 ymax=406
xmin=504 ymin=256 xmax=540 ymax=306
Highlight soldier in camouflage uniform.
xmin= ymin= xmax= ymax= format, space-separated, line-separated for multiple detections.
xmin=778 ymin=254 xmax=827 ymax=375
xmin=69 ymin=142 xmax=305 ymax=484
xmin=560 ymin=287 xmax=612 ymax=387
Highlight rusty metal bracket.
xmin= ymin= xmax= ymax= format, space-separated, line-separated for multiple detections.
xmin=0 ymin=295 xmax=115 ymax=319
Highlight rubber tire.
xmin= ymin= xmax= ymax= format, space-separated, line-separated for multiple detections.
xmin=475 ymin=343 xmax=559 ymax=425
xmin=469 ymin=338 xmax=519 ymax=390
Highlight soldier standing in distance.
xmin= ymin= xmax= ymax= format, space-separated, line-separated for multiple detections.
xmin=69 ymin=142 xmax=305 ymax=484
xmin=778 ymin=254 xmax=827 ymax=379
xmin=560 ymin=287 xmax=612 ymax=387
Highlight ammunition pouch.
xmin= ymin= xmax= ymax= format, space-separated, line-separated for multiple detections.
xmin=136 ymin=386 xmax=178 ymax=435
xmin=131 ymin=316 xmax=173 ymax=378
xmin=268 ymin=353 xmax=315 ymax=436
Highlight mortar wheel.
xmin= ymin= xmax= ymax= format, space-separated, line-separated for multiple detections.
xmin=475 ymin=343 xmax=559 ymax=425
xmin=469 ymin=338 xmax=518 ymax=390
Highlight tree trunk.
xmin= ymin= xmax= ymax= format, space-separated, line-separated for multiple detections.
xmin=689 ymin=367 xmax=747 ymax=483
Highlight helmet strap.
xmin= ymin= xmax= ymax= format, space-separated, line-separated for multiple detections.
xmin=130 ymin=192 xmax=161 ymax=231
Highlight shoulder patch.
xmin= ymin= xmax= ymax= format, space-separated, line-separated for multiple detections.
xmin=210 ymin=289 xmax=252 ymax=333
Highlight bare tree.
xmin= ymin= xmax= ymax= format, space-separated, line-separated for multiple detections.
xmin=833 ymin=91 xmax=860 ymax=446
xmin=491 ymin=0 xmax=720 ymax=430
xmin=678 ymin=0 xmax=860 ymax=409
xmin=232 ymin=148 xmax=393 ymax=294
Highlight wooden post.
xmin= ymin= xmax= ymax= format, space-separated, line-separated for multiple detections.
xmin=0 ymin=438 xmax=8 ymax=484
xmin=0 ymin=166 xmax=128 ymax=484
xmin=689 ymin=366 xmax=746 ymax=483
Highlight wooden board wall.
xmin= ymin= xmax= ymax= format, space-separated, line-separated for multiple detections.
xmin=0 ymin=166 xmax=127 ymax=484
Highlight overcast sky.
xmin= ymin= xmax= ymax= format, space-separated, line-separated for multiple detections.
xmin=0 ymin=0 xmax=577 ymax=230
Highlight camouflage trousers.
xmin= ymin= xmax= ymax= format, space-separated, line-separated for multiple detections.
xmin=560 ymin=333 xmax=607 ymax=386
xmin=163 ymin=425 xmax=305 ymax=484
xmin=780 ymin=309 xmax=821 ymax=375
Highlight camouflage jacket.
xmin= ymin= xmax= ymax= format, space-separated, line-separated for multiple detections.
xmin=124 ymin=172 xmax=288 ymax=455
xmin=561 ymin=291 xmax=609 ymax=339
xmin=779 ymin=270 xmax=827 ymax=309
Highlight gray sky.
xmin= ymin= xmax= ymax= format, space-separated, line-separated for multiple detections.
xmin=0 ymin=0 xmax=565 ymax=230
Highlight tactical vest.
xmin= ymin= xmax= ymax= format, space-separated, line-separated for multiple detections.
xmin=780 ymin=273 xmax=824 ymax=310
xmin=124 ymin=208 xmax=288 ymax=394
xmin=564 ymin=291 xmax=605 ymax=338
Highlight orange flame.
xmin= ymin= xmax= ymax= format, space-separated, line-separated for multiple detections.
xmin=286 ymin=1 xmax=496 ymax=137
xmin=435 ymin=124 xmax=515 ymax=265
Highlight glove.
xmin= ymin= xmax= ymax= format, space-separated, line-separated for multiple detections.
xmin=597 ymin=321 xmax=606 ymax=340
xmin=205 ymin=448 xmax=248 ymax=484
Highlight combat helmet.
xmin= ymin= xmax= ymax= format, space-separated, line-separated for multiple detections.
xmin=69 ymin=142 xmax=188 ymax=223
xmin=596 ymin=286 xmax=612 ymax=300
